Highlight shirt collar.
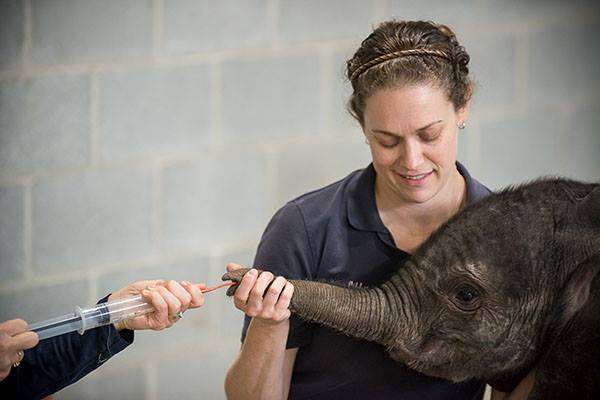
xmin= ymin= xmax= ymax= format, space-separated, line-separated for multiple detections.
xmin=346 ymin=162 xmax=490 ymax=233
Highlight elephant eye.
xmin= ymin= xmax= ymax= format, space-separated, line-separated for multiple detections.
xmin=453 ymin=285 xmax=481 ymax=311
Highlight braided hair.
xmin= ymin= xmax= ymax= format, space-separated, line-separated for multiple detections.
xmin=347 ymin=20 xmax=472 ymax=125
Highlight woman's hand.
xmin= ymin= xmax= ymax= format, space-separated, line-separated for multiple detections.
xmin=108 ymin=279 xmax=205 ymax=331
xmin=226 ymin=263 xmax=294 ymax=325
xmin=0 ymin=319 xmax=39 ymax=381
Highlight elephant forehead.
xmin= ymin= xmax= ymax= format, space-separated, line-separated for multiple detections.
xmin=450 ymin=261 xmax=488 ymax=276
xmin=426 ymin=260 xmax=490 ymax=285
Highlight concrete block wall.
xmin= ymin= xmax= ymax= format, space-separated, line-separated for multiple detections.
xmin=0 ymin=1 xmax=599 ymax=398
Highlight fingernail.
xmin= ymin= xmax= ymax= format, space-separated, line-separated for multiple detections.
xmin=248 ymin=269 xmax=257 ymax=276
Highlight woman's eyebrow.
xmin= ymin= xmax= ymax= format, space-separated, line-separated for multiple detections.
xmin=371 ymin=120 xmax=443 ymax=137
xmin=416 ymin=120 xmax=443 ymax=132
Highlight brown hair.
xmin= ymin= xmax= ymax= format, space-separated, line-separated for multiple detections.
xmin=347 ymin=20 xmax=472 ymax=125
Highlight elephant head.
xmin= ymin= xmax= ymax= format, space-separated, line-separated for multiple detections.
xmin=224 ymin=179 xmax=600 ymax=395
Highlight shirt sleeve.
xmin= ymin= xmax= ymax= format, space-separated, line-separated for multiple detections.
xmin=0 ymin=295 xmax=134 ymax=399
xmin=241 ymin=201 xmax=315 ymax=349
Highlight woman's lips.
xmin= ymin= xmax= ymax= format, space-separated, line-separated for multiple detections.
xmin=394 ymin=170 xmax=433 ymax=186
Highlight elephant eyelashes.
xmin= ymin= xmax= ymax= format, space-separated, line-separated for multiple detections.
xmin=452 ymin=285 xmax=481 ymax=312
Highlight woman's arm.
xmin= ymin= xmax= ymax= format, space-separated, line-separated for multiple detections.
xmin=224 ymin=264 xmax=296 ymax=400
xmin=225 ymin=320 xmax=297 ymax=399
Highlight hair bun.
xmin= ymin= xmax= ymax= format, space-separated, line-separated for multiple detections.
xmin=436 ymin=24 xmax=457 ymax=41
xmin=453 ymin=46 xmax=470 ymax=74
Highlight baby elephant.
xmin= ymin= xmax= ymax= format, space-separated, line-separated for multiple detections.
xmin=224 ymin=178 xmax=600 ymax=399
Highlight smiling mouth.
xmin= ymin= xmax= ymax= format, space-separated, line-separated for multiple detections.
xmin=399 ymin=172 xmax=431 ymax=179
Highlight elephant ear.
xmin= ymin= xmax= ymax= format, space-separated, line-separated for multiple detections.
xmin=561 ymin=185 xmax=600 ymax=320
xmin=560 ymin=254 xmax=600 ymax=323
xmin=574 ymin=185 xmax=600 ymax=228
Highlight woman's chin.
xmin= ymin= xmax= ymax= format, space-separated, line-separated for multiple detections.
xmin=391 ymin=180 xmax=438 ymax=203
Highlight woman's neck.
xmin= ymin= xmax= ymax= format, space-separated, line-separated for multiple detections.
xmin=375 ymin=168 xmax=467 ymax=235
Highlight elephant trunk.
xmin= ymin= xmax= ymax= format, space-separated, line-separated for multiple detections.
xmin=288 ymin=279 xmax=400 ymax=346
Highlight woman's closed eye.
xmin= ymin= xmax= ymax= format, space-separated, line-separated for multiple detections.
xmin=378 ymin=137 xmax=399 ymax=148
xmin=372 ymin=132 xmax=400 ymax=148
xmin=418 ymin=130 xmax=441 ymax=143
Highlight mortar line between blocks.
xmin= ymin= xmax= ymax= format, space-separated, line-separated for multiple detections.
xmin=89 ymin=71 xmax=101 ymax=165
xmin=23 ymin=179 xmax=33 ymax=281
xmin=1 ymin=39 xmax=363 ymax=82
xmin=145 ymin=361 xmax=159 ymax=400
xmin=470 ymin=119 xmax=483 ymax=175
xmin=267 ymin=0 xmax=281 ymax=47
xmin=513 ymin=29 xmax=529 ymax=114
xmin=21 ymin=0 xmax=32 ymax=70
xmin=266 ymin=148 xmax=280 ymax=217
xmin=153 ymin=0 xmax=164 ymax=59
xmin=210 ymin=61 xmax=222 ymax=146
xmin=318 ymin=46 xmax=333 ymax=137
xmin=152 ymin=162 xmax=164 ymax=255
xmin=88 ymin=274 xmax=97 ymax=305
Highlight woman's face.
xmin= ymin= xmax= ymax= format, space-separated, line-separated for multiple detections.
xmin=362 ymin=84 xmax=468 ymax=205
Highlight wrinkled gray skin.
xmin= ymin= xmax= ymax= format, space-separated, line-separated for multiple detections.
xmin=224 ymin=179 xmax=600 ymax=399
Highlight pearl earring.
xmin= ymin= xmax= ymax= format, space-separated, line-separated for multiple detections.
xmin=458 ymin=122 xmax=466 ymax=130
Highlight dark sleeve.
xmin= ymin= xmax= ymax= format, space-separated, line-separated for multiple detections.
xmin=0 ymin=295 xmax=134 ymax=399
xmin=241 ymin=201 xmax=315 ymax=349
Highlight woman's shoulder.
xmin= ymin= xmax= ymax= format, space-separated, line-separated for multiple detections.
xmin=456 ymin=161 xmax=492 ymax=205
xmin=286 ymin=167 xmax=366 ymax=216
xmin=266 ymin=166 xmax=368 ymax=237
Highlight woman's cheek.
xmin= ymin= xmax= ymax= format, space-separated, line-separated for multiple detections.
xmin=373 ymin=148 xmax=398 ymax=167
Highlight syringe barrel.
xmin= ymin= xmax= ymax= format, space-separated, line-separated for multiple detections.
xmin=77 ymin=295 xmax=155 ymax=334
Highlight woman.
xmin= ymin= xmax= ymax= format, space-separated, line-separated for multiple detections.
xmin=224 ymin=20 xmax=526 ymax=399
xmin=0 ymin=279 xmax=204 ymax=399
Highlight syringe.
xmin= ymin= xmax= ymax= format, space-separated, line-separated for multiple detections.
xmin=29 ymin=281 xmax=235 ymax=341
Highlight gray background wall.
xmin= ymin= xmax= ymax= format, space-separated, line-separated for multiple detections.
xmin=1 ymin=1 xmax=599 ymax=399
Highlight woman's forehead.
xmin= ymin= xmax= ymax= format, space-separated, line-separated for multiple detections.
xmin=364 ymin=85 xmax=454 ymax=129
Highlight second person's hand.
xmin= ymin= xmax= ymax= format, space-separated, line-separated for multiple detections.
xmin=0 ymin=319 xmax=39 ymax=382
xmin=108 ymin=279 xmax=205 ymax=332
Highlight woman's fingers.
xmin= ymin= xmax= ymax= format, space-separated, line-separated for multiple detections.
xmin=246 ymin=271 xmax=274 ymax=315
xmin=275 ymin=282 xmax=294 ymax=313
xmin=226 ymin=264 xmax=294 ymax=321
xmin=233 ymin=269 xmax=258 ymax=309
xmin=226 ymin=262 xmax=244 ymax=272
xmin=262 ymin=276 xmax=287 ymax=312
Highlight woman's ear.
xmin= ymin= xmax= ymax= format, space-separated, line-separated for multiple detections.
xmin=456 ymin=99 xmax=471 ymax=128
xmin=361 ymin=125 xmax=370 ymax=145
xmin=456 ymin=85 xmax=472 ymax=127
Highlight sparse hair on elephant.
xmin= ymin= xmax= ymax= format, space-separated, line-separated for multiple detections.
xmin=223 ymin=178 xmax=600 ymax=399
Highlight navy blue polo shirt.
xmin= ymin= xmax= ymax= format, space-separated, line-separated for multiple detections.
xmin=241 ymin=162 xmax=491 ymax=399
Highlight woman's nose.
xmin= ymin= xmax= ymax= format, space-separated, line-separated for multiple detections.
xmin=400 ymin=140 xmax=424 ymax=170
